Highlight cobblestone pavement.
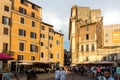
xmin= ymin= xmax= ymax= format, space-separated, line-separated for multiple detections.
xmin=15 ymin=72 xmax=97 ymax=80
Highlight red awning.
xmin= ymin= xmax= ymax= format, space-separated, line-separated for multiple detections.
xmin=0 ymin=53 xmax=14 ymax=60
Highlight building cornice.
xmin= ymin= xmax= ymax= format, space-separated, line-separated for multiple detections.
xmin=27 ymin=0 xmax=42 ymax=9
xmin=54 ymin=31 xmax=64 ymax=36
xmin=42 ymin=22 xmax=53 ymax=27
xmin=80 ymin=22 xmax=96 ymax=27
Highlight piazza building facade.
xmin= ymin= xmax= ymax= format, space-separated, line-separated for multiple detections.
xmin=0 ymin=0 xmax=11 ymax=54
xmin=0 ymin=0 xmax=64 ymax=71
xmin=10 ymin=0 xmax=64 ymax=67
xmin=69 ymin=5 xmax=120 ymax=64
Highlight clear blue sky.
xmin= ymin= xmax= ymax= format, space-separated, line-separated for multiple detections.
xmin=29 ymin=0 xmax=120 ymax=51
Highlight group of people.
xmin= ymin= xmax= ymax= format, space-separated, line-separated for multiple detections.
xmin=17 ymin=65 xmax=51 ymax=74
xmin=1 ymin=65 xmax=116 ymax=80
xmin=71 ymin=65 xmax=115 ymax=80
xmin=97 ymin=69 xmax=114 ymax=80
xmin=96 ymin=67 xmax=115 ymax=80
xmin=90 ymin=66 xmax=115 ymax=80
xmin=55 ymin=67 xmax=67 ymax=80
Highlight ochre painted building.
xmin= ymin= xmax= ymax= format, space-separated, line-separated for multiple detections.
xmin=53 ymin=31 xmax=64 ymax=66
xmin=9 ymin=0 xmax=64 ymax=67
xmin=0 ymin=0 xmax=12 ymax=72
xmin=11 ymin=0 xmax=42 ymax=61
xmin=0 ymin=0 xmax=11 ymax=53
xmin=41 ymin=22 xmax=64 ymax=66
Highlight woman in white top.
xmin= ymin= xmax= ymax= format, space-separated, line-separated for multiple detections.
xmin=60 ymin=67 xmax=67 ymax=80
xmin=55 ymin=67 xmax=60 ymax=80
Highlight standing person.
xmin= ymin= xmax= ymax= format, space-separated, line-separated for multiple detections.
xmin=2 ymin=68 xmax=13 ymax=80
xmin=111 ymin=67 xmax=116 ymax=78
xmin=60 ymin=67 xmax=67 ymax=80
xmin=55 ymin=67 xmax=60 ymax=80
xmin=97 ymin=71 xmax=106 ymax=80
xmin=97 ymin=66 xmax=101 ymax=76
xmin=104 ymin=69 xmax=114 ymax=80
xmin=80 ymin=66 xmax=84 ymax=76
xmin=27 ymin=68 xmax=37 ymax=80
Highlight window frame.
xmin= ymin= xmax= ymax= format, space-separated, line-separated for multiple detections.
xmin=41 ymin=25 xmax=45 ymax=30
xmin=30 ymin=32 xmax=36 ymax=39
xmin=91 ymin=44 xmax=95 ymax=51
xmin=32 ymin=21 xmax=35 ymax=27
xmin=40 ymin=34 xmax=45 ymax=38
xmin=56 ymin=40 xmax=60 ymax=45
xmin=49 ymin=43 xmax=52 ymax=48
xmin=19 ymin=29 xmax=26 ymax=37
xmin=3 ymin=27 xmax=9 ymax=35
xmin=4 ymin=5 xmax=9 ymax=12
xmin=50 ymin=53 xmax=53 ymax=59
xmin=86 ymin=34 xmax=89 ymax=40
xmin=17 ymin=55 xmax=24 ymax=60
xmin=40 ymin=42 xmax=44 ymax=46
xmin=31 ymin=56 xmax=35 ymax=61
xmin=2 ymin=16 xmax=10 ymax=25
xmin=3 ymin=43 xmax=8 ymax=52
xmin=49 ymin=28 xmax=53 ymax=32
xmin=81 ymin=45 xmax=84 ymax=52
xmin=31 ymin=12 xmax=35 ymax=18
xmin=49 ymin=36 xmax=53 ymax=40
xmin=19 ymin=7 xmax=26 ymax=14
xmin=30 ymin=44 xmax=38 ymax=52
xmin=19 ymin=42 xmax=25 ymax=51
xmin=41 ymin=52 xmax=44 ymax=58
xmin=20 ymin=17 xmax=24 ymax=24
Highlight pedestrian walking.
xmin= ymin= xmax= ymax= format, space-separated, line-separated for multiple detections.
xmin=55 ymin=67 xmax=60 ymax=80
xmin=2 ymin=67 xmax=18 ymax=80
xmin=60 ymin=67 xmax=66 ymax=80
xmin=104 ymin=69 xmax=114 ymax=80
xmin=27 ymin=68 xmax=37 ymax=80
xmin=97 ymin=73 xmax=106 ymax=80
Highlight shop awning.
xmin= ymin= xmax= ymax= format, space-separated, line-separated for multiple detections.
xmin=18 ymin=62 xmax=33 ymax=65
xmin=77 ymin=61 xmax=115 ymax=65
xmin=18 ymin=60 xmax=57 ymax=64
xmin=94 ymin=61 xmax=115 ymax=64
xmin=0 ymin=53 xmax=14 ymax=60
